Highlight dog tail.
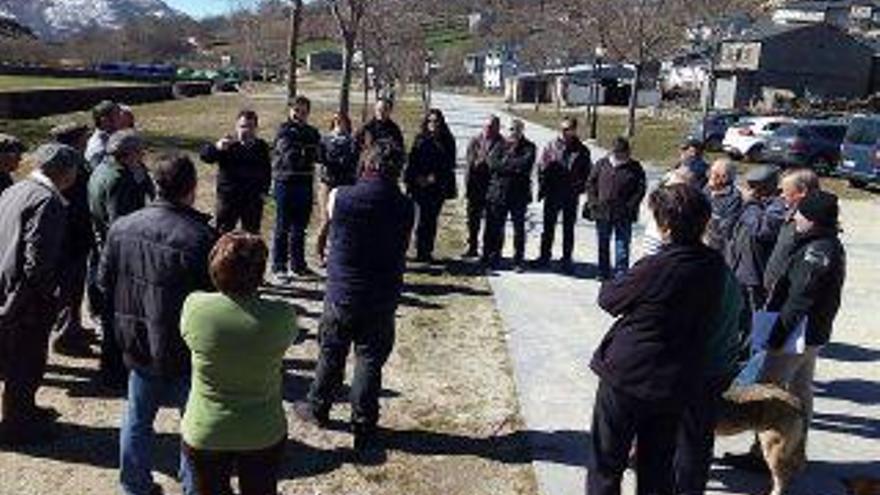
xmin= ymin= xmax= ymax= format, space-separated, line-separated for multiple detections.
xmin=715 ymin=384 xmax=803 ymax=436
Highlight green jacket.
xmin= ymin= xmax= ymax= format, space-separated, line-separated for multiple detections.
xmin=704 ymin=267 xmax=743 ymax=380
xmin=87 ymin=157 xmax=147 ymax=243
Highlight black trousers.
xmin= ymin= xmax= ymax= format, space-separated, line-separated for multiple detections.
xmin=182 ymin=438 xmax=285 ymax=495
xmin=1 ymin=306 xmax=55 ymax=426
xmin=541 ymin=195 xmax=578 ymax=262
xmin=588 ymin=380 xmax=681 ymax=495
xmin=466 ymin=196 xmax=487 ymax=253
xmin=414 ymin=195 xmax=444 ymax=258
xmin=483 ymin=200 xmax=527 ymax=264
xmin=308 ymin=301 xmax=395 ymax=429
xmin=674 ymin=375 xmax=730 ymax=495
xmin=54 ymin=250 xmax=90 ymax=340
xmin=216 ymin=192 xmax=264 ymax=234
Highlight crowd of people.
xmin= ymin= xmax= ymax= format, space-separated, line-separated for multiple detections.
xmin=0 ymin=94 xmax=847 ymax=495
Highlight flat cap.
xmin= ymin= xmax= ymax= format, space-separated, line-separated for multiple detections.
xmin=745 ymin=164 xmax=779 ymax=184
xmin=50 ymin=122 xmax=90 ymax=141
xmin=107 ymin=130 xmax=144 ymax=156
xmin=31 ymin=143 xmax=81 ymax=171
xmin=93 ymin=100 xmax=119 ymax=118
xmin=798 ymin=189 xmax=839 ymax=227
xmin=0 ymin=133 xmax=27 ymax=154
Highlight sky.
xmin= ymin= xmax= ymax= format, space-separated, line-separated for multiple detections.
xmin=163 ymin=0 xmax=229 ymax=19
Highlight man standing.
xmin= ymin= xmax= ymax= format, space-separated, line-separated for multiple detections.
xmin=99 ymin=154 xmax=215 ymax=495
xmin=704 ymin=158 xmax=743 ymax=253
xmin=293 ymin=140 xmax=415 ymax=458
xmin=678 ymin=138 xmax=710 ymax=189
xmin=0 ymin=134 xmax=26 ymax=197
xmin=89 ymin=130 xmax=153 ymax=387
xmin=483 ymin=119 xmax=535 ymax=272
xmin=354 ymin=98 xmax=405 ymax=154
xmin=201 ymin=109 xmax=271 ymax=234
xmin=536 ymin=117 xmax=591 ymax=273
xmin=49 ymin=123 xmax=98 ymax=357
xmin=586 ymin=137 xmax=646 ymax=280
xmin=0 ymin=144 xmax=80 ymax=445
xmin=85 ymin=100 xmax=121 ymax=169
xmin=272 ymin=96 xmax=321 ymax=279
xmin=463 ymin=116 xmax=503 ymax=258
xmin=764 ymin=168 xmax=820 ymax=294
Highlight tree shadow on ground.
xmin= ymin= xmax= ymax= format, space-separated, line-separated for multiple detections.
xmin=820 ymin=342 xmax=880 ymax=363
xmin=261 ymin=284 xmax=444 ymax=311
xmin=814 ymin=379 xmax=880 ymax=406
xmin=811 ymin=411 xmax=880 ymax=440
xmin=42 ymin=363 xmax=125 ymax=399
xmin=711 ymin=460 xmax=880 ymax=495
xmin=281 ymin=370 xmax=401 ymax=405
xmin=403 ymin=282 xmax=491 ymax=298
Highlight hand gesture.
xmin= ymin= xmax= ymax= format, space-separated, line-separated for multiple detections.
xmin=216 ymin=135 xmax=235 ymax=151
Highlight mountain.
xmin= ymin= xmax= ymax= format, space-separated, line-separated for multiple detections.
xmin=0 ymin=0 xmax=183 ymax=40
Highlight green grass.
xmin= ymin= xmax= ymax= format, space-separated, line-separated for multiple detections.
xmin=0 ymin=75 xmax=135 ymax=92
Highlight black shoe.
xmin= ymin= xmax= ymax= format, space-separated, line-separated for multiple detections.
xmin=352 ymin=428 xmax=387 ymax=465
xmin=52 ymin=335 xmax=95 ymax=358
xmin=293 ymin=266 xmax=318 ymax=278
xmin=148 ymin=483 xmax=165 ymax=495
xmin=514 ymin=262 xmax=526 ymax=274
xmin=292 ymin=401 xmax=329 ymax=428
xmin=415 ymin=253 xmax=434 ymax=264
xmin=532 ymin=257 xmax=551 ymax=269
xmin=560 ymin=259 xmax=574 ymax=275
xmin=461 ymin=248 xmax=479 ymax=259
xmin=720 ymin=452 xmax=769 ymax=473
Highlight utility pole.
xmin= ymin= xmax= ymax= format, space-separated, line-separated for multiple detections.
xmin=286 ymin=0 xmax=303 ymax=102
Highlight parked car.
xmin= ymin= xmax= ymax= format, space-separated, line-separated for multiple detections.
xmin=762 ymin=120 xmax=849 ymax=174
xmin=686 ymin=110 xmax=750 ymax=151
xmin=838 ymin=114 xmax=880 ymax=188
xmin=723 ymin=116 xmax=793 ymax=162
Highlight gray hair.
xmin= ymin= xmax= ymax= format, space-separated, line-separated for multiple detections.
xmin=781 ymin=168 xmax=819 ymax=193
xmin=32 ymin=143 xmax=81 ymax=176
xmin=711 ymin=158 xmax=737 ymax=185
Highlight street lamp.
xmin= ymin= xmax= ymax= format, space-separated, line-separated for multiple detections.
xmin=590 ymin=44 xmax=607 ymax=140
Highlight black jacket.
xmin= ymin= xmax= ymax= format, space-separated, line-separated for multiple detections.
xmin=405 ymin=132 xmax=458 ymax=202
xmin=705 ymin=185 xmax=743 ymax=253
xmin=272 ymin=119 xmax=321 ymax=183
xmin=590 ymin=243 xmax=726 ymax=403
xmin=586 ymin=157 xmax=647 ymax=223
xmin=319 ymin=132 xmax=358 ymax=189
xmin=201 ymin=138 xmax=271 ymax=197
xmin=487 ymin=137 xmax=536 ymax=206
xmin=98 ymin=200 xmax=217 ymax=378
xmin=355 ymin=118 xmax=405 ymax=154
xmin=465 ymin=133 xmax=504 ymax=201
xmin=62 ymin=154 xmax=95 ymax=259
xmin=766 ymin=227 xmax=845 ymax=348
xmin=763 ymin=217 xmax=797 ymax=293
xmin=538 ymin=138 xmax=591 ymax=200
xmin=725 ymin=196 xmax=787 ymax=288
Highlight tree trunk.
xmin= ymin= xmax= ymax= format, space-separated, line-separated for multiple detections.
xmin=625 ymin=63 xmax=641 ymax=138
xmin=339 ymin=34 xmax=355 ymax=116
xmin=362 ymin=52 xmax=369 ymax=124
xmin=286 ymin=0 xmax=303 ymax=102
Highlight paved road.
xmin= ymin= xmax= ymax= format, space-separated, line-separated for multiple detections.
xmin=434 ymin=91 xmax=880 ymax=495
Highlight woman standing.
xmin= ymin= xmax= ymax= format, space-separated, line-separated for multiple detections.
xmin=316 ymin=113 xmax=358 ymax=264
xmin=404 ymin=109 xmax=457 ymax=263
xmin=588 ymin=184 xmax=726 ymax=495
xmin=180 ymin=232 xmax=297 ymax=495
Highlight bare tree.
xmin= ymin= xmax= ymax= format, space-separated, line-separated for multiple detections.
xmin=329 ymin=0 xmax=366 ymax=116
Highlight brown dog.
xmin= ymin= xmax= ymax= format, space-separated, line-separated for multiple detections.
xmin=715 ymin=384 xmax=806 ymax=495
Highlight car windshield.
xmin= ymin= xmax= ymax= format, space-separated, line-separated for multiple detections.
xmin=845 ymin=117 xmax=880 ymax=146
xmin=773 ymin=125 xmax=799 ymax=137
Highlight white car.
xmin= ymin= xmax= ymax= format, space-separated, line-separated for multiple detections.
xmin=722 ymin=116 xmax=794 ymax=162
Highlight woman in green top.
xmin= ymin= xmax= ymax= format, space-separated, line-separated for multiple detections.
xmin=180 ymin=232 xmax=297 ymax=495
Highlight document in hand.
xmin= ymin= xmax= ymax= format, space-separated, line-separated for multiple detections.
xmin=750 ymin=311 xmax=807 ymax=355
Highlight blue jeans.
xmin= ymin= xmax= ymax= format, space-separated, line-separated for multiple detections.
xmin=120 ymin=370 xmax=193 ymax=495
xmin=596 ymin=220 xmax=633 ymax=278
xmin=272 ymin=180 xmax=313 ymax=272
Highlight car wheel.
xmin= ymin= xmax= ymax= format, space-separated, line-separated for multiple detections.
xmin=849 ymin=179 xmax=868 ymax=189
xmin=745 ymin=144 xmax=764 ymax=163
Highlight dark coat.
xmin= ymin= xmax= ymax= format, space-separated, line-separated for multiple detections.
xmin=725 ymin=196 xmax=787 ymax=288
xmin=705 ymin=185 xmax=743 ymax=253
xmin=63 ymin=154 xmax=96 ymax=259
xmin=200 ymin=138 xmax=271 ymax=198
xmin=98 ymin=200 xmax=216 ymax=378
xmin=272 ymin=119 xmax=321 ymax=183
xmin=766 ymin=227 xmax=845 ymax=348
xmin=319 ymin=132 xmax=358 ymax=189
xmin=0 ymin=172 xmax=12 ymax=197
xmin=590 ymin=243 xmax=726 ymax=403
xmin=487 ymin=137 xmax=536 ymax=207
xmin=538 ymin=137 xmax=591 ymax=200
xmin=763 ymin=217 xmax=797 ymax=293
xmin=0 ymin=177 xmax=68 ymax=321
xmin=682 ymin=156 xmax=709 ymax=189
xmin=405 ymin=132 xmax=458 ymax=202
xmin=465 ymin=133 xmax=504 ymax=202
xmin=87 ymin=157 xmax=150 ymax=244
xmin=586 ymin=157 xmax=647 ymax=223
xmin=355 ymin=118 xmax=405 ymax=154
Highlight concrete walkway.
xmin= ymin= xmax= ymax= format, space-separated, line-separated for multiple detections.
xmin=434 ymin=91 xmax=880 ymax=495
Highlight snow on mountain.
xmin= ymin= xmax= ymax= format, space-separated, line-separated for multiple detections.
xmin=0 ymin=0 xmax=183 ymax=39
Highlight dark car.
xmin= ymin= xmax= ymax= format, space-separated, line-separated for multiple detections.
xmin=838 ymin=114 xmax=880 ymax=188
xmin=687 ymin=111 xmax=750 ymax=151
xmin=761 ymin=120 xmax=848 ymax=174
